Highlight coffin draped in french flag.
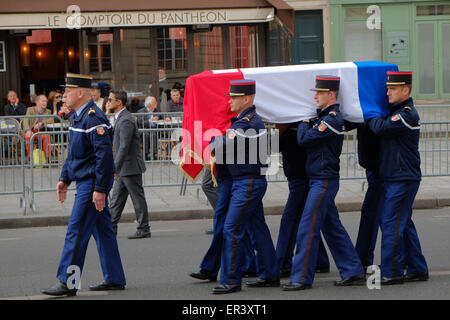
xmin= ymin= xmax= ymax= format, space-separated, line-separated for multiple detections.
xmin=179 ymin=61 xmax=398 ymax=182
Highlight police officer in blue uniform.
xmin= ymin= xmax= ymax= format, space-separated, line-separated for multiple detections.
xmin=42 ymin=74 xmax=126 ymax=296
xmin=367 ymin=71 xmax=428 ymax=285
xmin=344 ymin=121 xmax=383 ymax=270
xmin=354 ymin=126 xmax=383 ymax=269
xmin=189 ymin=163 xmax=257 ymax=282
xmin=211 ymin=79 xmax=279 ymax=294
xmin=283 ymin=75 xmax=365 ymax=291
xmin=275 ymin=122 xmax=330 ymax=277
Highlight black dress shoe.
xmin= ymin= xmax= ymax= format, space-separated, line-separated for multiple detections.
xmin=334 ymin=273 xmax=366 ymax=286
xmin=282 ymin=282 xmax=312 ymax=291
xmin=205 ymin=229 xmax=214 ymax=235
xmin=89 ymin=281 xmax=125 ymax=291
xmin=128 ymin=230 xmax=151 ymax=239
xmin=242 ymin=271 xmax=258 ymax=278
xmin=280 ymin=269 xmax=291 ymax=278
xmin=404 ymin=272 xmax=429 ymax=282
xmin=315 ymin=266 xmax=330 ymax=273
xmin=41 ymin=282 xmax=77 ymax=296
xmin=212 ymin=284 xmax=242 ymax=294
xmin=381 ymin=276 xmax=404 ymax=285
xmin=246 ymin=278 xmax=280 ymax=287
xmin=189 ymin=269 xmax=218 ymax=281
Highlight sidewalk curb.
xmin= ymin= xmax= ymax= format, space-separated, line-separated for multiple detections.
xmin=1 ymin=197 xmax=449 ymax=230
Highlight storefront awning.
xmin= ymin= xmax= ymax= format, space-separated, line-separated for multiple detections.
xmin=0 ymin=0 xmax=294 ymax=35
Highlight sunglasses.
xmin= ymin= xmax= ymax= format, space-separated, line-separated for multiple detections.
xmin=107 ymin=98 xmax=120 ymax=102
xmin=56 ymin=96 xmax=62 ymax=99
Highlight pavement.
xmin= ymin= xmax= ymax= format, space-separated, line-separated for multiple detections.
xmin=1 ymin=175 xmax=450 ymax=229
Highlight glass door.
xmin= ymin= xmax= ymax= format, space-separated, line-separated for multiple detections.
xmin=416 ymin=23 xmax=438 ymax=99
xmin=440 ymin=22 xmax=450 ymax=97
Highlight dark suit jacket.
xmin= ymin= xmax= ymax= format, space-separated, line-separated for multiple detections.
xmin=113 ymin=108 xmax=146 ymax=176
xmin=4 ymin=103 xmax=27 ymax=120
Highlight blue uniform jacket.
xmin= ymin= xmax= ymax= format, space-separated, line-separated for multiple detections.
xmin=60 ymin=100 xmax=115 ymax=193
xmin=211 ymin=106 xmax=267 ymax=180
xmin=367 ymin=97 xmax=421 ymax=182
xmin=297 ymin=104 xmax=345 ymax=180
xmin=280 ymin=123 xmax=307 ymax=180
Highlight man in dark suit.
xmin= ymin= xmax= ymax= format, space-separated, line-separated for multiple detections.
xmin=136 ymin=96 xmax=160 ymax=160
xmin=4 ymin=90 xmax=27 ymax=120
xmin=108 ymin=90 xmax=151 ymax=239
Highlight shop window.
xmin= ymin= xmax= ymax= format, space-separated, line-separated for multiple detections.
xmin=87 ymin=33 xmax=112 ymax=73
xmin=157 ymin=27 xmax=187 ymax=72
xmin=417 ymin=5 xmax=450 ymax=16
xmin=344 ymin=7 xmax=382 ymax=61
xmin=345 ymin=8 xmax=369 ymax=19
xmin=267 ymin=21 xmax=291 ymax=66
xmin=229 ymin=26 xmax=257 ymax=68
xmin=193 ymin=26 xmax=224 ymax=72
xmin=0 ymin=41 xmax=5 ymax=72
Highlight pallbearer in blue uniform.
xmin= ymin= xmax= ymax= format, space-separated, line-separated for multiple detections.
xmin=189 ymin=162 xmax=257 ymax=282
xmin=42 ymin=74 xmax=126 ymax=296
xmin=212 ymin=79 xmax=279 ymax=294
xmin=275 ymin=122 xmax=330 ymax=277
xmin=282 ymin=75 xmax=365 ymax=291
xmin=367 ymin=71 xmax=428 ymax=285
xmin=343 ymin=121 xmax=383 ymax=269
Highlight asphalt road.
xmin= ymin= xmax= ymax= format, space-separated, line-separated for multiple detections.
xmin=0 ymin=208 xmax=449 ymax=302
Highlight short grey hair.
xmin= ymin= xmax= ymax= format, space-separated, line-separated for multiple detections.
xmin=144 ymin=96 xmax=157 ymax=108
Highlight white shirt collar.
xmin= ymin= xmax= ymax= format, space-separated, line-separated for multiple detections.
xmin=115 ymin=107 xmax=126 ymax=120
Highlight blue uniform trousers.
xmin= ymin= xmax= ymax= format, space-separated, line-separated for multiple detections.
xmin=220 ymin=178 xmax=278 ymax=285
xmin=355 ymin=169 xmax=383 ymax=267
xmin=56 ymin=178 xmax=126 ymax=286
xmin=276 ymin=178 xmax=329 ymax=274
xmin=290 ymin=179 xmax=364 ymax=285
xmin=380 ymin=181 xmax=428 ymax=278
xmin=200 ymin=178 xmax=257 ymax=274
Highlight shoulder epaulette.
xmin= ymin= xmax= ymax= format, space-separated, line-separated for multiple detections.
xmin=329 ymin=111 xmax=337 ymax=116
xmin=242 ymin=112 xmax=254 ymax=122
xmin=88 ymin=108 xmax=96 ymax=116
xmin=404 ymin=106 xmax=412 ymax=111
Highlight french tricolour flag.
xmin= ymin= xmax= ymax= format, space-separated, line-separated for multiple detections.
xmin=179 ymin=61 xmax=398 ymax=181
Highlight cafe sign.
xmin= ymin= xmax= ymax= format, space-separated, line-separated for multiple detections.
xmin=0 ymin=8 xmax=274 ymax=30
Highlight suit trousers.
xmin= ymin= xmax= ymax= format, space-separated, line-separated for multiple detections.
xmin=56 ymin=178 xmax=126 ymax=286
xmin=201 ymin=169 xmax=219 ymax=210
xmin=200 ymin=177 xmax=257 ymax=275
xmin=355 ymin=169 xmax=383 ymax=267
xmin=380 ymin=180 xmax=428 ymax=278
xmin=276 ymin=178 xmax=329 ymax=274
xmin=220 ymin=178 xmax=278 ymax=285
xmin=110 ymin=174 xmax=150 ymax=233
xmin=290 ymin=179 xmax=364 ymax=285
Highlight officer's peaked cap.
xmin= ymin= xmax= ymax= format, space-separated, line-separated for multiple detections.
xmin=62 ymin=73 xmax=93 ymax=88
xmin=386 ymin=71 xmax=412 ymax=86
xmin=311 ymin=75 xmax=340 ymax=92
xmin=226 ymin=79 xmax=256 ymax=97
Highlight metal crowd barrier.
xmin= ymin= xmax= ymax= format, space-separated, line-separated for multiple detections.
xmin=1 ymin=107 xmax=450 ymax=215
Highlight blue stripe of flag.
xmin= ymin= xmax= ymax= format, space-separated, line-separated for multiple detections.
xmin=354 ymin=61 xmax=399 ymax=121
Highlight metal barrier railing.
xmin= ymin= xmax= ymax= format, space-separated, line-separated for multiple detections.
xmin=1 ymin=108 xmax=450 ymax=215
xmin=0 ymin=133 xmax=27 ymax=215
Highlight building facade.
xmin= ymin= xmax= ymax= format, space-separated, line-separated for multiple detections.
xmin=0 ymin=0 xmax=295 ymax=114
xmin=330 ymin=0 xmax=450 ymax=100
